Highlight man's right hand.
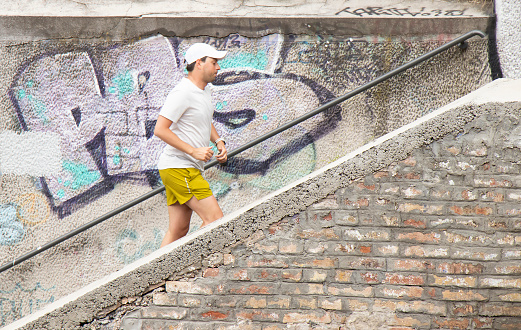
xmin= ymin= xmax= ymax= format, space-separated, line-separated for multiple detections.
xmin=191 ymin=147 xmax=214 ymax=162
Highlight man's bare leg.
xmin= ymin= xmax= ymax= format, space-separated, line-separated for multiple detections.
xmin=160 ymin=202 xmax=193 ymax=248
xmin=185 ymin=195 xmax=223 ymax=227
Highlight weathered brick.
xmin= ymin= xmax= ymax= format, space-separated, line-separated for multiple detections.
xmin=228 ymin=268 xmax=250 ymax=281
xmin=359 ymin=271 xmax=381 ymax=284
xmin=153 ymin=292 xmax=177 ymax=306
xmin=376 ymin=286 xmax=423 ymax=299
xmin=278 ymin=239 xmax=303 ymax=254
xmin=302 ymin=269 xmax=328 ymax=282
xmin=236 ymin=310 xmax=279 ymax=322
xmin=216 ymin=324 xmax=263 ymax=330
xmin=397 ymin=231 xmax=441 ymax=243
xmin=381 ymin=214 xmax=400 ymax=226
xmin=280 ymin=283 xmax=324 ymax=295
xmin=373 ymin=299 xmax=446 ymax=315
xmin=480 ymin=190 xmax=505 ymax=202
xmin=254 ymin=268 xmax=279 ymax=281
xmin=246 ymin=255 xmax=289 ymax=268
xmin=480 ymin=277 xmax=521 ymax=289
xmin=166 ymin=281 xmax=213 ymax=294
xmin=431 ymin=275 xmax=477 ymax=287
xmin=473 ymin=177 xmax=512 ymax=188
xmin=309 ymin=211 xmax=335 ymax=227
xmin=331 ymin=242 xmax=371 ymax=255
xmin=495 ymin=292 xmax=521 ymax=302
xmin=384 ymin=273 xmax=425 ymax=286
xmin=178 ymin=295 xmax=203 ymax=308
xmin=480 ymin=304 xmax=521 ymax=316
xmin=208 ymin=295 xmax=237 ymax=308
xmin=496 ymin=233 xmax=521 ymax=245
xmin=403 ymin=218 xmax=427 ymax=228
xmin=334 ymin=270 xmax=353 ymax=283
xmin=141 ymin=306 xmax=188 ymax=319
xmin=305 ymin=241 xmax=327 ymax=254
xmin=390 ymin=314 xmax=431 ymax=328
xmin=451 ymin=303 xmax=477 ymax=316
xmin=437 ymin=262 xmax=484 ymax=274
xmin=502 ymin=249 xmax=521 ymax=259
xmin=493 ymin=318 xmax=521 ymax=330
xmin=327 ymin=284 xmax=373 ymax=297
xmin=228 ymin=283 xmax=278 ymax=295
xmin=452 ymin=247 xmax=501 ymax=261
xmin=291 ymin=257 xmax=336 ymax=268
xmin=455 ymin=188 xmax=478 ymax=201
xmin=433 ymin=317 xmax=470 ymax=329
xmin=445 ymin=231 xmax=493 ymax=245
xmin=344 ymin=197 xmax=370 ymax=209
xmin=319 ymin=298 xmax=343 ymax=310
xmin=374 ymin=243 xmax=400 ymax=256
xmin=203 ymin=268 xmax=220 ymax=278
xmin=344 ymin=298 xmax=370 ymax=311
xmin=245 ymin=296 xmax=267 ymax=309
xmin=472 ymin=317 xmax=494 ymax=329
xmin=253 ymin=241 xmax=278 ymax=253
xmin=296 ymin=228 xmax=340 ymax=239
xmin=339 ymin=257 xmax=386 ymax=270
xmin=449 ymin=205 xmax=493 ymax=216
xmin=401 ymin=185 xmax=427 ymax=199
xmin=294 ymin=297 xmax=317 ymax=309
xmin=281 ymin=269 xmax=302 ymax=282
xmin=344 ymin=228 xmax=390 ymax=241
xmin=267 ymin=296 xmax=290 ymax=309
xmin=507 ymin=190 xmax=521 ymax=201
xmin=389 ymin=259 xmax=435 ymax=272
xmin=493 ymin=262 xmax=521 ymax=275
xmin=441 ymin=289 xmax=488 ymax=301
xmin=404 ymin=245 xmax=449 ymax=258
xmin=431 ymin=188 xmax=452 ymax=200
xmin=282 ymin=311 xmax=331 ymax=324
xmin=223 ymin=253 xmax=235 ymax=265
xmin=333 ymin=210 xmax=358 ymax=226
xmin=398 ymin=202 xmax=444 ymax=214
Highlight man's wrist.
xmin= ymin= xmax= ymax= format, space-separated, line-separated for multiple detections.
xmin=214 ymin=137 xmax=226 ymax=145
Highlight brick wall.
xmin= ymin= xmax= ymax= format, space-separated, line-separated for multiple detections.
xmin=113 ymin=106 xmax=521 ymax=329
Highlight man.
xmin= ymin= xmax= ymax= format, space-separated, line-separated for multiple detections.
xmin=154 ymin=43 xmax=228 ymax=247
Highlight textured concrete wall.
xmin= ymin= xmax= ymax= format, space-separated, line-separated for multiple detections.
xmin=8 ymin=78 xmax=521 ymax=329
xmin=496 ymin=0 xmax=521 ymax=79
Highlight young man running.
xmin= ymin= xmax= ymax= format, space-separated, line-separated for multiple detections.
xmin=154 ymin=43 xmax=228 ymax=247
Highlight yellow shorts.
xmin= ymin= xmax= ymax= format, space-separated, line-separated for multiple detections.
xmin=159 ymin=168 xmax=213 ymax=205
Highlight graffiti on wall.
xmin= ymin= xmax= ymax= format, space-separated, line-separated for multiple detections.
xmin=6 ymin=34 xmax=344 ymax=224
xmin=335 ymin=6 xmax=473 ymax=17
xmin=0 ymin=283 xmax=54 ymax=326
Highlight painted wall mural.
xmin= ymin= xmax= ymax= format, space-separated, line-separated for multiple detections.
xmin=5 ymin=34 xmax=343 ymax=223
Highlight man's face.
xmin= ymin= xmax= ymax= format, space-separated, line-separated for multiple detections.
xmin=200 ymin=57 xmax=221 ymax=83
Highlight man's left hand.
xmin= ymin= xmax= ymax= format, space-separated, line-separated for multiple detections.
xmin=215 ymin=142 xmax=227 ymax=163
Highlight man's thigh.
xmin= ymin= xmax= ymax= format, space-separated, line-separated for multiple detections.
xmin=185 ymin=195 xmax=223 ymax=224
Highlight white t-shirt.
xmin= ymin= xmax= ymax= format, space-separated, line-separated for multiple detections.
xmin=157 ymin=78 xmax=214 ymax=171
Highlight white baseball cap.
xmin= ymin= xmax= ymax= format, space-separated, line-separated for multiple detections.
xmin=184 ymin=43 xmax=227 ymax=64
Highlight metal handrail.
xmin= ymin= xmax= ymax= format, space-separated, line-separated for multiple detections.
xmin=0 ymin=30 xmax=485 ymax=273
